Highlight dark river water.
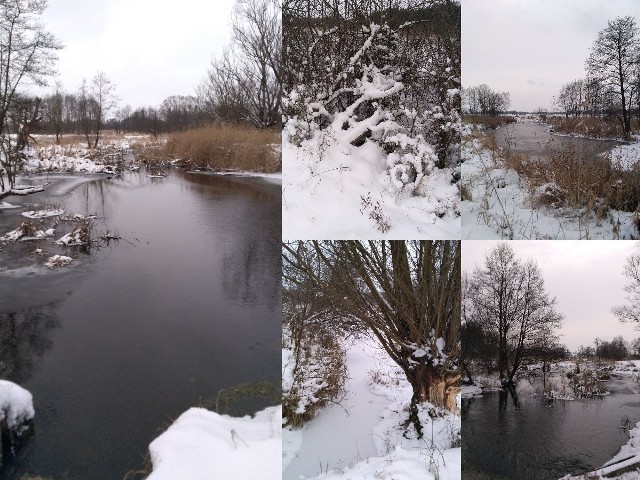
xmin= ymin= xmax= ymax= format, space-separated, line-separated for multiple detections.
xmin=462 ymin=374 xmax=640 ymax=479
xmin=493 ymin=123 xmax=623 ymax=162
xmin=0 ymin=170 xmax=281 ymax=479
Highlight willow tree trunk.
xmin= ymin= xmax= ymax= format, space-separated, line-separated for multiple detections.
xmin=404 ymin=362 xmax=461 ymax=438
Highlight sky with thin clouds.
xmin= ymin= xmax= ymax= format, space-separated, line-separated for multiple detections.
xmin=462 ymin=241 xmax=640 ymax=352
xmin=32 ymin=0 xmax=235 ymax=110
xmin=462 ymin=0 xmax=640 ymax=112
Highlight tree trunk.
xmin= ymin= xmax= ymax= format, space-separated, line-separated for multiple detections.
xmin=404 ymin=362 xmax=460 ymax=438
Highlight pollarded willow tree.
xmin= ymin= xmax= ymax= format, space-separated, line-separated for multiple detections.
xmin=465 ymin=243 xmax=564 ymax=387
xmin=0 ymin=0 xmax=62 ymax=196
xmin=283 ymin=240 xmax=460 ymax=437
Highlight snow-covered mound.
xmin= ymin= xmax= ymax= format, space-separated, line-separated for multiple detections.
xmin=147 ymin=405 xmax=281 ymax=480
xmin=0 ymin=380 xmax=35 ymax=428
xmin=45 ymin=255 xmax=72 ymax=269
xmin=283 ymin=132 xmax=459 ymax=239
xmin=21 ymin=208 xmax=64 ymax=219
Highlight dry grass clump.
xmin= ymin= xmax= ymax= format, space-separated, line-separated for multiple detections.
xmin=164 ymin=123 xmax=281 ymax=173
xmin=502 ymin=142 xmax=640 ymax=214
xmin=131 ymin=141 xmax=170 ymax=165
xmin=463 ymin=115 xmax=517 ymax=129
xmin=547 ymin=116 xmax=636 ymax=140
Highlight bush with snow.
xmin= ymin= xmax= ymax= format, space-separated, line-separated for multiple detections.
xmin=282 ymin=328 xmax=347 ymax=427
xmin=283 ymin=4 xmax=460 ymax=237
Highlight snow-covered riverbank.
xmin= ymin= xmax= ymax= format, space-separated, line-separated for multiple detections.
xmin=284 ymin=338 xmax=460 ymax=480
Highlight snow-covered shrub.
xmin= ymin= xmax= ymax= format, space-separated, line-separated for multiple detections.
xmin=56 ymin=221 xmax=92 ymax=247
xmin=282 ymin=327 xmax=347 ymax=427
xmin=382 ymin=133 xmax=438 ymax=194
xmin=571 ymin=369 xmax=607 ymax=397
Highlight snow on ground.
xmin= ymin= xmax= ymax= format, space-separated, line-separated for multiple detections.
xmin=461 ymin=384 xmax=483 ymax=398
xmin=462 ymin=131 xmax=638 ymax=239
xmin=283 ymin=133 xmax=459 ymax=240
xmin=0 ymin=225 xmax=54 ymax=242
xmin=0 ymin=379 xmax=35 ymax=428
xmin=24 ymin=148 xmax=110 ymax=174
xmin=609 ymin=141 xmax=640 ymax=172
xmin=21 ymin=208 xmax=64 ymax=219
xmin=214 ymin=171 xmax=282 ymax=183
xmin=0 ymin=201 xmax=19 ymax=209
xmin=284 ymin=338 xmax=460 ymax=480
xmin=147 ymin=405 xmax=281 ymax=480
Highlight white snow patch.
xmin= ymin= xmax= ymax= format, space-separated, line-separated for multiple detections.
xmin=44 ymin=255 xmax=72 ymax=269
xmin=21 ymin=208 xmax=65 ymax=219
xmin=148 ymin=406 xmax=281 ymax=480
xmin=0 ymin=380 xmax=35 ymax=428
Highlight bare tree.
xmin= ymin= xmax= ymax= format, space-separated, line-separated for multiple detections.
xmin=44 ymin=80 xmax=64 ymax=143
xmin=612 ymin=248 xmax=640 ymax=325
xmin=89 ymin=72 xmax=117 ymax=148
xmin=555 ymin=79 xmax=585 ymax=118
xmin=0 ymin=0 xmax=61 ymax=196
xmin=283 ymin=240 xmax=460 ymax=437
xmin=76 ymin=79 xmax=93 ymax=148
xmin=466 ymin=243 xmax=563 ymax=387
xmin=463 ymin=84 xmax=510 ymax=115
xmin=199 ymin=0 xmax=281 ymax=127
xmin=586 ymin=16 xmax=640 ymax=139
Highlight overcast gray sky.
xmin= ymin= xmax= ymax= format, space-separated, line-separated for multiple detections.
xmin=462 ymin=0 xmax=640 ymax=112
xmin=34 ymin=0 xmax=234 ymax=109
xmin=462 ymin=241 xmax=640 ymax=352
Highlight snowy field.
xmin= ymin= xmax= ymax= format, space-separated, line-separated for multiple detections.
xmin=461 ymin=128 xmax=640 ymax=239
xmin=284 ymin=338 xmax=460 ymax=480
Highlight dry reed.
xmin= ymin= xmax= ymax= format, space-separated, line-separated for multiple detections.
xmin=164 ymin=123 xmax=281 ymax=173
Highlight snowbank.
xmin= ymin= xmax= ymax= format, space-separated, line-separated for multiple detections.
xmin=461 ymin=384 xmax=483 ymax=398
xmin=0 ymin=380 xmax=35 ymax=428
xmin=283 ymin=131 xmax=459 ymax=239
xmin=309 ymin=446 xmax=460 ymax=480
xmin=148 ymin=405 xmax=281 ymax=480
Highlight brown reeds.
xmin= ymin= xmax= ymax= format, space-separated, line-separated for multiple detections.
xmin=547 ymin=116 xmax=639 ymax=140
xmin=164 ymin=123 xmax=281 ymax=173
xmin=463 ymin=115 xmax=517 ymax=129
xmin=502 ymin=142 xmax=640 ymax=214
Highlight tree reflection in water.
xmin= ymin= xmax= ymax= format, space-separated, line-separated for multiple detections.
xmin=0 ymin=306 xmax=60 ymax=384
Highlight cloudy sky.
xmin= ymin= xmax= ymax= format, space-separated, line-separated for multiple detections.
xmin=33 ymin=0 xmax=234 ymax=109
xmin=462 ymin=241 xmax=640 ymax=352
xmin=463 ymin=0 xmax=640 ymax=112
